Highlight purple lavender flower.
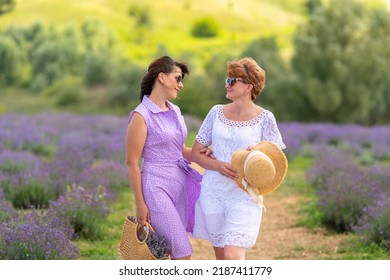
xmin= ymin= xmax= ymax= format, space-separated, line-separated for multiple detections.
xmin=306 ymin=146 xmax=359 ymax=188
xmin=353 ymin=195 xmax=390 ymax=250
xmin=47 ymin=185 xmax=109 ymax=240
xmin=45 ymin=146 xmax=94 ymax=197
xmin=0 ymin=209 xmax=78 ymax=260
xmin=0 ymin=151 xmax=42 ymax=174
xmin=0 ymin=151 xmax=53 ymax=208
xmin=307 ymin=145 xmax=390 ymax=234
xmin=0 ymin=188 xmax=17 ymax=222
xmin=81 ymin=160 xmax=128 ymax=192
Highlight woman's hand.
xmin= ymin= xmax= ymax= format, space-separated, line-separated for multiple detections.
xmin=217 ymin=162 xmax=238 ymax=179
xmin=136 ymin=202 xmax=150 ymax=226
xmin=200 ymin=146 xmax=216 ymax=159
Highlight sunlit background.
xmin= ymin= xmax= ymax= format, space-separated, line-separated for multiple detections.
xmin=0 ymin=0 xmax=390 ymax=260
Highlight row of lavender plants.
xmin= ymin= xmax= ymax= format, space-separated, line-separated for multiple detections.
xmin=279 ymin=122 xmax=390 ymax=162
xmin=279 ymin=123 xmax=390 ymax=251
xmin=0 ymin=113 xmax=129 ymax=259
xmin=1 ymin=114 xmax=390 ymax=258
xmin=306 ymin=147 xmax=390 ymax=251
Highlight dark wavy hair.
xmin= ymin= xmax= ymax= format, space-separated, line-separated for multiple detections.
xmin=140 ymin=56 xmax=190 ymax=101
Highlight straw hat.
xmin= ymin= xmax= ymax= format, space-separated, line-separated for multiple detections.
xmin=231 ymin=141 xmax=288 ymax=196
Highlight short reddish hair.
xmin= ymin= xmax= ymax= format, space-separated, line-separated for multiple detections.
xmin=227 ymin=57 xmax=265 ymax=101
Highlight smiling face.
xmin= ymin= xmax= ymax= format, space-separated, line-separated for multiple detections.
xmin=225 ymin=57 xmax=265 ymax=101
xmin=161 ymin=66 xmax=184 ymax=100
xmin=140 ymin=56 xmax=189 ymax=102
xmin=225 ymin=76 xmax=253 ymax=101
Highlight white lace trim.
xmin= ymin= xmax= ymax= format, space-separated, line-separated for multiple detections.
xmin=195 ymin=104 xmax=286 ymax=150
xmin=208 ymin=232 xmax=257 ymax=248
xmin=196 ymin=136 xmax=209 ymax=146
xmin=217 ymin=104 xmax=268 ymax=127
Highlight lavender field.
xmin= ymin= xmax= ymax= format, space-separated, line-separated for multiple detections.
xmin=0 ymin=113 xmax=128 ymax=259
xmin=1 ymin=113 xmax=390 ymax=259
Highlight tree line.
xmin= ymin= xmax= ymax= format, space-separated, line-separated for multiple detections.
xmin=1 ymin=0 xmax=390 ymax=124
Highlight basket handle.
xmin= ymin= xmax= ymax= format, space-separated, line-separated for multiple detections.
xmin=135 ymin=221 xmax=154 ymax=244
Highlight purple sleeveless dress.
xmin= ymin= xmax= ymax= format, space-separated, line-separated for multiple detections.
xmin=128 ymin=96 xmax=201 ymax=259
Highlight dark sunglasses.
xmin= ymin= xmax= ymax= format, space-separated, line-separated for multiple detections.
xmin=174 ymin=75 xmax=183 ymax=84
xmin=163 ymin=73 xmax=184 ymax=84
xmin=225 ymin=78 xmax=246 ymax=87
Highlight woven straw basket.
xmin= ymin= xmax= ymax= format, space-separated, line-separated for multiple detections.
xmin=119 ymin=216 xmax=157 ymax=260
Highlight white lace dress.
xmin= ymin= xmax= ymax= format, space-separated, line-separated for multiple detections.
xmin=193 ymin=104 xmax=286 ymax=248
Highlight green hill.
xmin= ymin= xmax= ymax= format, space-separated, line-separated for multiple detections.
xmin=0 ymin=0 xmax=308 ymax=65
xmin=1 ymin=0 xmax=388 ymax=64
xmin=1 ymin=0 xmax=390 ymax=118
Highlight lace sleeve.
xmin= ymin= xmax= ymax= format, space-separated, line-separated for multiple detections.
xmin=195 ymin=105 xmax=219 ymax=146
xmin=262 ymin=111 xmax=286 ymax=149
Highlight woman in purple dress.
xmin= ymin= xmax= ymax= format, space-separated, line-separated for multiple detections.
xmin=125 ymin=56 xmax=207 ymax=260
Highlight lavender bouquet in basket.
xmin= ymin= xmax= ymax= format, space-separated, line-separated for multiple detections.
xmin=128 ymin=216 xmax=170 ymax=260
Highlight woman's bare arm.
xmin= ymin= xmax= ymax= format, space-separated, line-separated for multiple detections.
xmin=191 ymin=140 xmax=238 ymax=179
xmin=125 ymin=112 xmax=149 ymax=225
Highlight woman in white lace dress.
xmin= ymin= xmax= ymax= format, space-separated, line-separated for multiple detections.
xmin=191 ymin=57 xmax=286 ymax=260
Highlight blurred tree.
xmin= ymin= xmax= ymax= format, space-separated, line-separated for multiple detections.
xmin=43 ymin=76 xmax=82 ymax=107
xmin=23 ymin=22 xmax=45 ymax=43
xmin=305 ymin=0 xmax=322 ymax=15
xmin=27 ymin=20 xmax=122 ymax=93
xmin=291 ymin=0 xmax=390 ymax=124
xmin=0 ymin=18 xmax=125 ymax=98
xmin=173 ymin=73 xmax=220 ymax=119
xmin=127 ymin=4 xmax=152 ymax=43
xmin=83 ymin=50 xmax=113 ymax=86
xmin=128 ymin=4 xmax=151 ymax=27
xmin=30 ymin=37 xmax=83 ymax=92
xmin=1 ymin=24 xmax=46 ymax=87
xmin=364 ymin=9 xmax=390 ymax=124
xmin=191 ymin=17 xmax=220 ymax=38
xmin=0 ymin=36 xmax=21 ymax=85
xmin=80 ymin=19 xmax=117 ymax=52
xmin=0 ymin=0 xmax=15 ymax=15
xmin=241 ymin=36 xmax=297 ymax=121
xmin=203 ymin=53 xmax=230 ymax=103
xmin=107 ymin=61 xmax=144 ymax=110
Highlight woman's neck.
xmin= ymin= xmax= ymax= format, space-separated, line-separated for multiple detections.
xmin=225 ymin=101 xmax=262 ymax=121
xmin=149 ymin=92 xmax=169 ymax=111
